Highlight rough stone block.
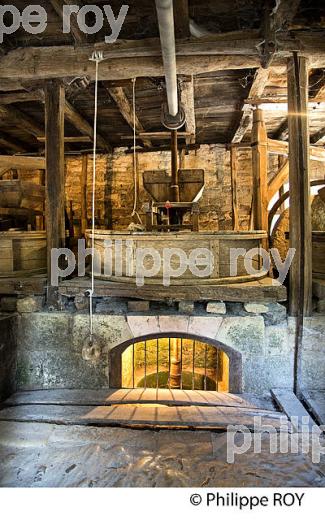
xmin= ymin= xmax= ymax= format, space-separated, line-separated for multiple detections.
xmin=17 ymin=296 xmax=44 ymax=314
xmin=216 ymin=316 xmax=265 ymax=355
xmin=244 ymin=302 xmax=269 ymax=314
xmin=178 ymin=301 xmax=194 ymax=314
xmin=206 ymin=302 xmax=226 ymax=314
xmin=128 ymin=301 xmax=150 ymax=313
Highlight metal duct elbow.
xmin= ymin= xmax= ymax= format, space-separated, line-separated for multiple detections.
xmin=155 ymin=0 xmax=178 ymax=117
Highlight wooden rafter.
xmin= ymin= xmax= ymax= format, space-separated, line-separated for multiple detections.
xmin=232 ymin=68 xmax=270 ymax=143
xmin=0 ymin=132 xmax=26 ymax=153
xmin=106 ymin=86 xmax=152 ymax=148
xmin=0 ymin=104 xmax=43 ymax=138
xmin=49 ymin=0 xmax=87 ymax=44
xmin=64 ymin=100 xmax=110 ymax=152
xmin=180 ymin=77 xmax=196 ymax=144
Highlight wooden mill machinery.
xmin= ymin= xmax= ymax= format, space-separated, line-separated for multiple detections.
xmin=143 ymin=130 xmax=205 ymax=232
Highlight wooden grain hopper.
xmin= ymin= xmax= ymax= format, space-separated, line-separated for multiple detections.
xmin=0 ymin=180 xmax=45 ymax=211
xmin=143 ymin=169 xmax=204 ymax=203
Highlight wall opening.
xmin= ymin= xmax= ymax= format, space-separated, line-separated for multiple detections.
xmin=121 ymin=337 xmax=229 ymax=391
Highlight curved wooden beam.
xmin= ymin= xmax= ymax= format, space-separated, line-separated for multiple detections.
xmin=268 ymin=178 xmax=325 ymax=232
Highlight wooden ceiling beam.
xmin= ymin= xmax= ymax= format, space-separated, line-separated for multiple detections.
xmin=273 ymin=69 xmax=325 ymax=141
xmin=232 ymin=68 xmax=270 ymax=143
xmin=180 ymin=77 xmax=196 ymax=144
xmin=64 ymin=100 xmax=111 ymax=152
xmin=0 ymin=90 xmax=44 ymax=104
xmin=1 ymin=31 xmax=325 ymax=81
xmin=37 ymin=135 xmax=91 ymax=143
xmin=106 ymin=86 xmax=152 ymax=147
xmin=49 ymin=0 xmax=87 ymax=44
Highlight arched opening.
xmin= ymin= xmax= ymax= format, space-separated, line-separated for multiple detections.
xmin=109 ymin=333 xmax=242 ymax=393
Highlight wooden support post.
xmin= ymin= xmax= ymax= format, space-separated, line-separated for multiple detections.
xmin=287 ymin=54 xmax=312 ymax=318
xmin=45 ymin=80 xmax=65 ymax=307
xmin=230 ymin=146 xmax=239 ymax=230
xmin=251 ymin=108 xmax=268 ymax=249
xmin=80 ymin=154 xmax=88 ymax=237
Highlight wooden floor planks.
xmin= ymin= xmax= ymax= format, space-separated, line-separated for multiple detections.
xmin=271 ymin=388 xmax=320 ymax=432
xmin=301 ymin=390 xmax=325 ymax=425
xmin=0 ymin=403 xmax=289 ymax=432
xmin=3 ymin=389 xmax=275 ymax=411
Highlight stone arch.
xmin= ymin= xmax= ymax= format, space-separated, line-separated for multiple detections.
xmin=109 ymin=332 xmax=242 ymax=393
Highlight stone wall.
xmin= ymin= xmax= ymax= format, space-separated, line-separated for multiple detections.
xmin=0 ymin=315 xmax=17 ymax=402
xmin=63 ymin=147 xmax=325 ymax=233
xmin=16 ymin=305 xmax=294 ymax=395
xmin=5 ymin=146 xmax=324 ymax=233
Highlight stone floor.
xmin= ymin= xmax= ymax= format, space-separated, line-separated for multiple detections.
xmin=0 ymin=421 xmax=324 ymax=487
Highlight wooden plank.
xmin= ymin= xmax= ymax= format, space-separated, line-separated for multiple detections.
xmin=268 ymin=138 xmax=325 ymax=162
xmin=0 ymin=156 xmax=45 ymax=170
xmin=230 ymin=146 xmax=239 ymax=230
xmin=0 ymin=275 xmax=46 ymax=295
xmin=251 ymin=109 xmax=268 ymax=246
xmin=59 ymin=276 xmax=287 ymax=302
xmin=301 ymin=390 xmax=325 ymax=425
xmin=45 ymin=80 xmax=66 ymax=306
xmin=0 ymin=403 xmax=289 ymax=432
xmin=3 ymin=389 xmax=276 ymax=411
xmin=271 ymin=388 xmax=319 ymax=433
xmin=180 ymin=77 xmax=196 ymax=144
xmin=37 ymin=136 xmax=91 ymax=143
xmin=106 ymin=86 xmax=151 ymax=147
xmin=288 ymin=55 xmax=312 ymax=317
xmin=64 ymin=100 xmax=110 ymax=152
xmin=232 ymin=68 xmax=270 ymax=143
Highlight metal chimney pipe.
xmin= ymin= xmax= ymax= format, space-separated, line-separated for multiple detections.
xmin=155 ymin=0 xmax=178 ymax=117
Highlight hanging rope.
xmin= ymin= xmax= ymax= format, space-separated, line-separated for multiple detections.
xmin=88 ymin=51 xmax=104 ymax=345
xmin=131 ymin=77 xmax=142 ymax=225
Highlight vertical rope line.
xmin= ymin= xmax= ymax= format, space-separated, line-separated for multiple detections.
xmin=89 ymin=57 xmax=100 ymax=344
xmin=131 ymin=77 xmax=138 ymax=218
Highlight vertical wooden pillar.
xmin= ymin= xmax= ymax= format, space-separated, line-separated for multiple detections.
xmin=251 ymin=108 xmax=268 ymax=249
xmin=45 ymin=80 xmax=65 ymax=306
xmin=288 ymin=54 xmax=312 ymax=318
xmin=80 ymin=154 xmax=88 ymax=237
xmin=230 ymin=146 xmax=239 ymax=230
